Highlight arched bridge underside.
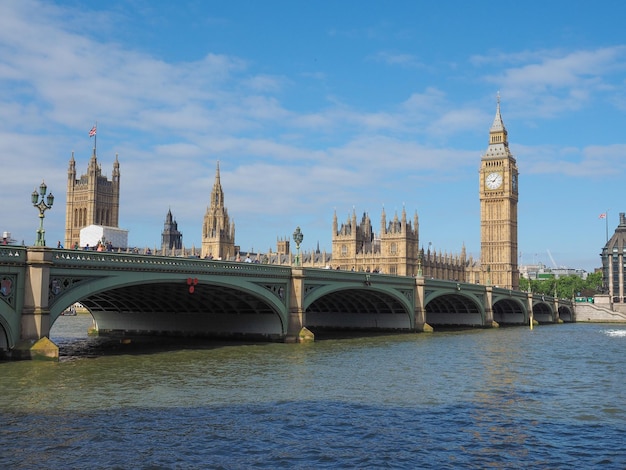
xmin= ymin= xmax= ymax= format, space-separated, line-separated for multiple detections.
xmin=78 ymin=281 xmax=286 ymax=341
xmin=54 ymin=278 xmax=574 ymax=339
xmin=75 ymin=282 xmax=416 ymax=340
xmin=425 ymin=293 xmax=485 ymax=327
xmin=47 ymin=256 xmax=421 ymax=341
xmin=305 ymin=287 xmax=413 ymax=332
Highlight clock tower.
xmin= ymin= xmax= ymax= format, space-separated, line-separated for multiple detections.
xmin=479 ymin=95 xmax=519 ymax=290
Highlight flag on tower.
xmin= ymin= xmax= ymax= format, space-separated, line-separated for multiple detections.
xmin=599 ymin=213 xmax=607 ymax=219
xmin=89 ymin=125 xmax=97 ymax=137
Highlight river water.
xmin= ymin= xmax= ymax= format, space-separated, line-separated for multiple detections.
xmin=1 ymin=316 xmax=624 ymax=469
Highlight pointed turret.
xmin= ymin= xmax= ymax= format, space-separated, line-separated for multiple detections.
xmin=211 ymin=161 xmax=224 ymax=208
xmin=88 ymin=146 xmax=98 ymax=175
xmin=485 ymin=92 xmax=512 ymax=158
xmin=113 ymin=153 xmax=120 ymax=182
xmin=401 ymin=205 xmax=407 ymax=232
xmin=381 ymin=206 xmax=387 ymax=234
xmin=490 ymin=93 xmax=507 ymax=136
xmin=68 ymin=151 xmax=76 ymax=180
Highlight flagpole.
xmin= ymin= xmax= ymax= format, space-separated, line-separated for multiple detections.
xmin=94 ymin=121 xmax=97 ymax=155
xmin=606 ymin=209 xmax=609 ymax=243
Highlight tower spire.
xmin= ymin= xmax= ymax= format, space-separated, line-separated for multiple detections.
xmin=211 ymin=161 xmax=224 ymax=207
xmin=486 ymin=93 xmax=510 ymax=157
xmin=202 ymin=160 xmax=235 ymax=259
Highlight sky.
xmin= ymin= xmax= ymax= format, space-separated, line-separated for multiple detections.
xmin=1 ymin=0 xmax=626 ymax=273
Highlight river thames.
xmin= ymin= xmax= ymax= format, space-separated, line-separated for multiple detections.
xmin=1 ymin=316 xmax=624 ymax=469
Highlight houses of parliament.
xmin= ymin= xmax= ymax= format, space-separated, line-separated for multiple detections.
xmin=64 ymin=98 xmax=519 ymax=289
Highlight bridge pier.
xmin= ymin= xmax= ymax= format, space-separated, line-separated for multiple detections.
xmin=286 ymin=268 xmax=313 ymax=343
xmin=14 ymin=247 xmax=58 ymax=360
xmin=414 ymin=276 xmax=431 ymax=332
xmin=484 ymin=286 xmax=498 ymax=327
xmin=553 ymin=296 xmax=562 ymax=323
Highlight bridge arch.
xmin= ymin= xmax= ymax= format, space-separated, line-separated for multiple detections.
xmin=303 ymin=283 xmax=415 ymax=332
xmin=492 ymin=296 xmax=528 ymax=325
xmin=424 ymin=291 xmax=485 ymax=327
xmin=558 ymin=305 xmax=574 ymax=322
xmin=48 ymin=272 xmax=289 ymax=340
xmin=532 ymin=301 xmax=555 ymax=323
xmin=0 ymin=313 xmax=12 ymax=351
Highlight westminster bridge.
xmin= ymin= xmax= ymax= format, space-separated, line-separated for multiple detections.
xmin=0 ymin=246 xmax=574 ymax=359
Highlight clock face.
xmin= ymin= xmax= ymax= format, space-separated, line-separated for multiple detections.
xmin=485 ymin=172 xmax=503 ymax=190
xmin=512 ymin=174 xmax=518 ymax=191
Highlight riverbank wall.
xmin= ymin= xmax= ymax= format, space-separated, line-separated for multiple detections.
xmin=576 ymin=295 xmax=626 ymax=322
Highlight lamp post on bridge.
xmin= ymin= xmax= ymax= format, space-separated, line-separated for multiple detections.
xmin=293 ymin=226 xmax=303 ymax=267
xmin=31 ymin=180 xmax=54 ymax=247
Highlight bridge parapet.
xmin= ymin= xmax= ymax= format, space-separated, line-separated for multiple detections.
xmin=0 ymin=246 xmax=26 ymax=264
xmin=50 ymin=249 xmax=292 ymax=276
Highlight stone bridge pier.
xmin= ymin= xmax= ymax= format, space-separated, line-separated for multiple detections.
xmin=13 ymin=248 xmax=58 ymax=360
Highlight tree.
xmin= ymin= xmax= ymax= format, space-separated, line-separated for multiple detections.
xmin=585 ymin=271 xmax=603 ymax=292
xmin=517 ymin=272 xmax=603 ymax=299
xmin=519 ymin=277 xmax=530 ymax=292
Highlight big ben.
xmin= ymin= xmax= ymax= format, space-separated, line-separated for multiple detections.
xmin=479 ymin=95 xmax=519 ymax=290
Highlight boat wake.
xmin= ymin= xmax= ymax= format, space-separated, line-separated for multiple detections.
xmin=604 ymin=329 xmax=626 ymax=337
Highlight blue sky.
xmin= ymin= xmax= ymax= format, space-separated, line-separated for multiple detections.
xmin=1 ymin=0 xmax=625 ymax=272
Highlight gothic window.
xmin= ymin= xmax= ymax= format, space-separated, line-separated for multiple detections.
xmin=391 ymin=243 xmax=397 ymax=254
xmin=341 ymin=245 xmax=347 ymax=255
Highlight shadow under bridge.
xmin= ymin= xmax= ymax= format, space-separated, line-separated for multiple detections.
xmin=67 ymin=278 xmax=288 ymax=341
xmin=424 ymin=283 xmax=485 ymax=327
xmin=302 ymin=272 xmax=416 ymax=333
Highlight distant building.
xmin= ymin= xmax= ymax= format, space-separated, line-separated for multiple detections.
xmin=65 ymin=147 xmax=120 ymax=248
xmin=161 ymin=209 xmax=183 ymax=251
xmin=520 ymin=263 xmax=587 ymax=280
xmin=601 ymin=212 xmax=626 ymax=302
xmin=276 ymin=237 xmax=290 ymax=255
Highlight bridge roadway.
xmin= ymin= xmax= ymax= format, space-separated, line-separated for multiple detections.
xmin=0 ymin=246 xmax=574 ymax=359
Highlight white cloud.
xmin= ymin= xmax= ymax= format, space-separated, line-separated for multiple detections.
xmin=478 ymin=46 xmax=626 ymax=117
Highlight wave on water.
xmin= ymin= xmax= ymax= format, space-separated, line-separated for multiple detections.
xmin=604 ymin=329 xmax=626 ymax=337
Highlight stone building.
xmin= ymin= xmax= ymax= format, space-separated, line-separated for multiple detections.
xmin=201 ymin=162 xmax=236 ymax=260
xmin=329 ymin=207 xmax=471 ymax=280
xmin=64 ymin=147 xmax=120 ymax=249
xmin=331 ymin=207 xmax=419 ymax=275
xmin=601 ymin=212 xmax=626 ymax=302
xmin=161 ymin=209 xmax=183 ymax=251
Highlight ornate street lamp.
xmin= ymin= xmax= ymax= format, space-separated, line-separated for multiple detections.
xmin=31 ymin=180 xmax=54 ymax=247
xmin=292 ymin=226 xmax=304 ymax=266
